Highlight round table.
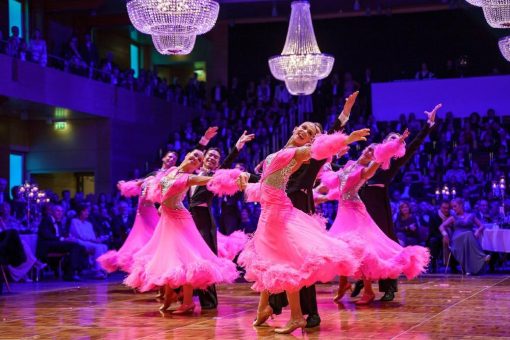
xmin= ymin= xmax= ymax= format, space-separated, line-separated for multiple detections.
xmin=481 ymin=228 xmax=510 ymax=253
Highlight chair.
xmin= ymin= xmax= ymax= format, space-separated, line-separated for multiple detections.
xmin=0 ymin=264 xmax=11 ymax=293
xmin=46 ymin=252 xmax=68 ymax=278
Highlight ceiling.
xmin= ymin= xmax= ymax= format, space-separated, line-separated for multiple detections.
xmin=41 ymin=0 xmax=455 ymax=28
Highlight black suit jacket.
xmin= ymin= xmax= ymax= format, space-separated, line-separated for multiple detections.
xmin=360 ymin=122 xmax=435 ymax=240
xmin=111 ymin=214 xmax=135 ymax=240
xmin=37 ymin=216 xmax=64 ymax=257
xmin=189 ymin=147 xmax=240 ymax=208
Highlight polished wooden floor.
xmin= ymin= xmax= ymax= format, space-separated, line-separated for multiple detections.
xmin=1 ymin=274 xmax=510 ymax=339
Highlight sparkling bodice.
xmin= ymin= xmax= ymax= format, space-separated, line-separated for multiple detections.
xmin=160 ymin=175 xmax=187 ymax=210
xmin=338 ymin=162 xmax=365 ymax=202
xmin=263 ymin=152 xmax=297 ymax=190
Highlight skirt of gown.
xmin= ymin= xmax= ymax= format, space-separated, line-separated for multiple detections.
xmin=124 ymin=206 xmax=239 ymax=292
xmin=97 ymin=204 xmax=159 ymax=273
xmin=451 ymin=229 xmax=487 ymax=275
xmin=217 ymin=230 xmax=248 ymax=261
xmin=329 ymin=200 xmax=430 ymax=280
xmin=238 ymin=185 xmax=360 ymax=294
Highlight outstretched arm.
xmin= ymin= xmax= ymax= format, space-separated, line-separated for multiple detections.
xmin=195 ymin=126 xmax=219 ymax=151
xmin=386 ymin=103 xmax=441 ymax=180
xmin=328 ymin=91 xmax=359 ymax=134
xmin=220 ymin=131 xmax=255 ymax=169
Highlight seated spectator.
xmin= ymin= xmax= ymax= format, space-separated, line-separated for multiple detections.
xmin=69 ymin=205 xmax=108 ymax=278
xmin=29 ymin=29 xmax=47 ymax=67
xmin=440 ymin=198 xmax=490 ymax=275
xmin=443 ymin=161 xmax=467 ymax=187
xmin=397 ymin=174 xmax=420 ymax=200
xmin=0 ymin=178 xmax=7 ymax=205
xmin=427 ymin=201 xmax=451 ymax=273
xmin=6 ymin=26 xmax=22 ymax=58
xmin=415 ymin=62 xmax=434 ymax=80
xmin=395 ymin=201 xmax=420 ymax=246
xmin=0 ymin=222 xmax=26 ymax=291
xmin=0 ymin=202 xmax=25 ymax=232
xmin=0 ymin=203 xmax=46 ymax=282
xmin=37 ymin=204 xmax=86 ymax=281
xmin=475 ymin=199 xmax=494 ymax=223
xmin=111 ymin=201 xmax=134 ymax=250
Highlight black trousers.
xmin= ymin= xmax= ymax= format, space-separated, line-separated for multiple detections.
xmin=38 ymin=241 xmax=87 ymax=277
xmin=268 ymin=191 xmax=319 ymax=317
xmin=190 ymin=206 xmax=218 ymax=308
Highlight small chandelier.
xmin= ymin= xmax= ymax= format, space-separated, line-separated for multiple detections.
xmin=268 ymin=1 xmax=334 ymax=96
xmin=499 ymin=36 xmax=510 ymax=61
xmin=465 ymin=0 xmax=483 ymax=6
xmin=482 ymin=0 xmax=510 ymax=28
xmin=152 ymin=34 xmax=196 ymax=55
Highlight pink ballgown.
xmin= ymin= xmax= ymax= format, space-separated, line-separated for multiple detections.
xmin=238 ymin=148 xmax=360 ymax=294
xmin=124 ymin=171 xmax=238 ymax=292
xmin=217 ymin=230 xmax=248 ymax=261
xmin=97 ymin=174 xmax=163 ymax=273
xmin=326 ymin=161 xmax=430 ymax=280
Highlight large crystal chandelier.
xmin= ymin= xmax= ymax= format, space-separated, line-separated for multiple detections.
xmin=127 ymin=0 xmax=219 ymax=35
xmin=152 ymin=34 xmax=196 ymax=55
xmin=126 ymin=0 xmax=219 ymax=55
xmin=465 ymin=0 xmax=483 ymax=6
xmin=499 ymin=36 xmax=510 ymax=61
xmin=268 ymin=1 xmax=334 ymax=96
xmin=482 ymin=0 xmax=510 ymax=28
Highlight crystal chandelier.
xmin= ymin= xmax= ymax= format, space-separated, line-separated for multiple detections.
xmin=465 ymin=0 xmax=483 ymax=6
xmin=482 ymin=0 xmax=510 ymax=28
xmin=152 ymin=34 xmax=196 ymax=55
xmin=268 ymin=1 xmax=334 ymax=96
xmin=127 ymin=0 xmax=219 ymax=35
xmin=499 ymin=36 xmax=510 ymax=61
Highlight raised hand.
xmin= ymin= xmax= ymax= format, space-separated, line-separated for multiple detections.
xmin=400 ymin=129 xmax=410 ymax=142
xmin=236 ymin=172 xmax=249 ymax=190
xmin=341 ymin=91 xmax=359 ymax=118
xmin=347 ymin=128 xmax=370 ymax=144
xmin=204 ymin=126 xmax=219 ymax=140
xmin=425 ymin=103 xmax=442 ymax=124
xmin=235 ymin=130 xmax=255 ymax=150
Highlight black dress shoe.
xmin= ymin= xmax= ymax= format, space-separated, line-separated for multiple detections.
xmin=305 ymin=314 xmax=321 ymax=328
xmin=200 ymin=304 xmax=217 ymax=310
xmin=380 ymin=291 xmax=395 ymax=302
xmin=351 ymin=280 xmax=364 ymax=298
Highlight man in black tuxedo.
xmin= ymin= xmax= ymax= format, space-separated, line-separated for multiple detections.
xmin=111 ymin=201 xmax=135 ymax=250
xmin=268 ymin=91 xmax=356 ymax=328
xmin=188 ymin=131 xmax=254 ymax=309
xmin=355 ymin=103 xmax=441 ymax=302
xmin=427 ymin=201 xmax=451 ymax=273
xmin=37 ymin=204 xmax=86 ymax=281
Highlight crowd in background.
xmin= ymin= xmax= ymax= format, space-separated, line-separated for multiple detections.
xmin=1 ymin=24 xmax=509 ymax=284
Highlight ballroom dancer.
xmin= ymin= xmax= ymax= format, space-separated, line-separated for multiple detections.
xmin=188 ymin=130 xmax=255 ymax=309
xmin=124 ymin=149 xmax=242 ymax=314
xmin=353 ymin=103 xmax=441 ymax=302
xmin=268 ymin=91 xmax=359 ymax=328
xmin=236 ymin=123 xmax=369 ymax=334
xmin=322 ymin=135 xmax=430 ymax=304
xmin=97 ymin=127 xmax=218 ymax=274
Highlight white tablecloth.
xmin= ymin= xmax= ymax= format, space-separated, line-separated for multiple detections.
xmin=20 ymin=234 xmax=38 ymax=255
xmin=481 ymin=228 xmax=510 ymax=253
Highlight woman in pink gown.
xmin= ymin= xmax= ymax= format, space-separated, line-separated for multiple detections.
xmin=97 ymin=174 xmax=163 ymax=273
xmin=124 ymin=149 xmax=240 ymax=314
xmin=323 ymin=134 xmax=430 ymax=305
xmin=237 ymin=123 xmax=369 ymax=334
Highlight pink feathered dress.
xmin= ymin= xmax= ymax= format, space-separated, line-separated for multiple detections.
xmin=217 ymin=231 xmax=248 ymax=261
xmin=97 ymin=175 xmax=162 ymax=273
xmin=326 ymin=161 xmax=430 ymax=280
xmin=124 ymin=171 xmax=238 ymax=292
xmin=238 ymin=148 xmax=360 ymax=294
